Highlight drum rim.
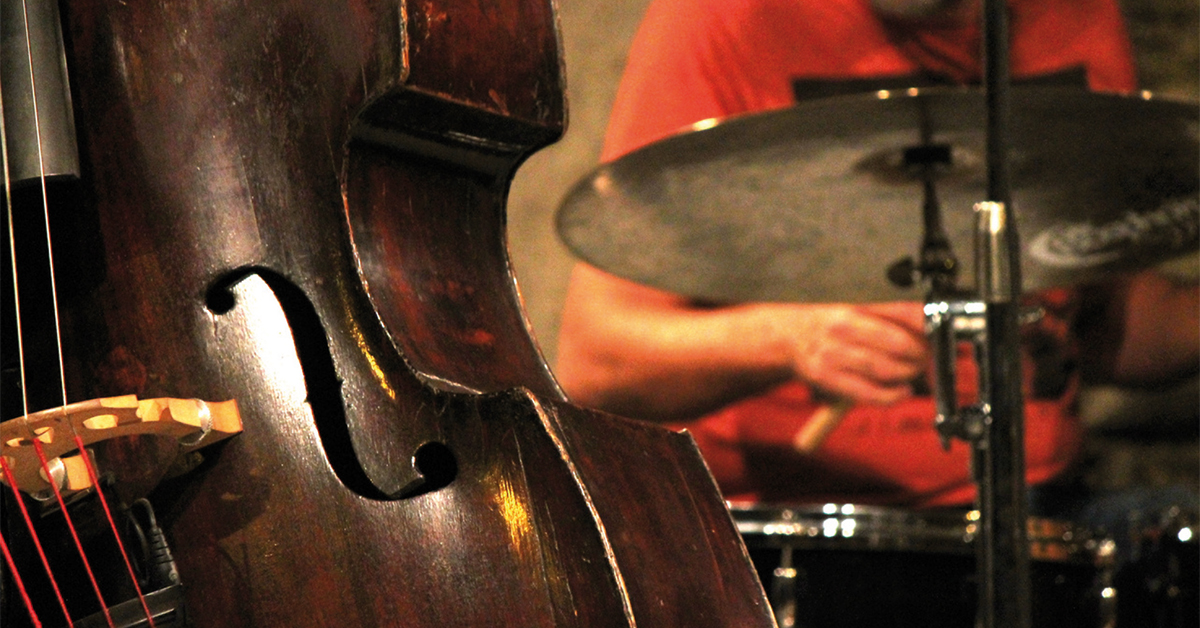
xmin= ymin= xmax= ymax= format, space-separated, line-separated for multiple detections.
xmin=728 ymin=502 xmax=1115 ymax=566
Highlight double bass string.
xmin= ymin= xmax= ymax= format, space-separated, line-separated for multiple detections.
xmin=1 ymin=2 xmax=154 ymax=625
xmin=26 ymin=440 xmax=114 ymax=628
xmin=0 ymin=437 xmax=55 ymax=626
xmin=2 ymin=4 xmax=95 ymax=623
xmin=0 ymin=22 xmax=65 ymax=628
xmin=11 ymin=0 xmax=67 ymax=415
xmin=0 ymin=529 xmax=43 ymax=628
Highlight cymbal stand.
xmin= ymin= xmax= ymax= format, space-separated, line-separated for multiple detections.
xmin=926 ymin=1 xmax=1032 ymax=626
xmin=890 ymin=4 xmax=1030 ymax=623
xmin=918 ymin=207 xmax=1031 ymax=628
xmin=977 ymin=0 xmax=1033 ymax=625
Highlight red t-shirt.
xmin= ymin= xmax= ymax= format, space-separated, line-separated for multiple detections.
xmin=604 ymin=0 xmax=1136 ymax=159
xmin=600 ymin=0 xmax=1138 ymax=507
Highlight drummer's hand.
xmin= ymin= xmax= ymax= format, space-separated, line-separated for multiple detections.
xmin=775 ymin=302 xmax=928 ymax=405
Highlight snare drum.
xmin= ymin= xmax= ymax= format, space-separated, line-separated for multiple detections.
xmin=730 ymin=503 xmax=1115 ymax=628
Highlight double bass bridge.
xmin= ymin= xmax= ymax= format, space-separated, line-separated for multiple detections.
xmin=1 ymin=395 xmax=242 ymax=501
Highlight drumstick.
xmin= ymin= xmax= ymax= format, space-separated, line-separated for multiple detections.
xmin=792 ymin=399 xmax=853 ymax=453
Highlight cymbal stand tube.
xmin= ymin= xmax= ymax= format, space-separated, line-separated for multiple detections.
xmin=972 ymin=199 xmax=1031 ymax=628
xmin=924 ymin=217 xmax=1029 ymax=628
xmin=977 ymin=0 xmax=1032 ymax=624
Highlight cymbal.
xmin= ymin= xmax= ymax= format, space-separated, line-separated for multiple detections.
xmin=557 ymin=86 xmax=1199 ymax=303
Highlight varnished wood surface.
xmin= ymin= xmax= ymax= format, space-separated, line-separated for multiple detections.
xmin=2 ymin=1 xmax=773 ymax=626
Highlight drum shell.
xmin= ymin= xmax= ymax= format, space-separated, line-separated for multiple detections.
xmin=732 ymin=504 xmax=1115 ymax=628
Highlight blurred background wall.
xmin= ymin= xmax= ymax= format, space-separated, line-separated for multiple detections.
xmin=504 ymin=0 xmax=1199 ymax=488
xmin=507 ymin=0 xmax=654 ymax=367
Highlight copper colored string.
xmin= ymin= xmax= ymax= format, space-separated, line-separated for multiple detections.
xmin=0 ymin=457 xmax=73 ymax=627
xmin=6 ymin=2 xmax=157 ymax=626
xmin=1 ymin=531 xmax=44 ymax=628
xmin=71 ymin=433 xmax=157 ymax=627
xmin=29 ymin=440 xmax=114 ymax=628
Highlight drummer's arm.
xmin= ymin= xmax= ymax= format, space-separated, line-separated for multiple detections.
xmin=554 ymin=263 xmax=928 ymax=423
xmin=1077 ymin=270 xmax=1200 ymax=386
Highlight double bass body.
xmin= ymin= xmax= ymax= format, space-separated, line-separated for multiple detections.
xmin=1 ymin=1 xmax=773 ymax=626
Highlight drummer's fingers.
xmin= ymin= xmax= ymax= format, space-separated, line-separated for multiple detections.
xmin=833 ymin=343 xmax=923 ymax=383
xmin=794 ymin=342 xmax=922 ymax=395
xmin=835 ymin=309 xmax=928 ymax=362
xmin=859 ymin=301 xmax=927 ymax=334
xmin=781 ymin=304 xmax=924 ymax=380
xmin=853 ymin=345 xmax=926 ymax=383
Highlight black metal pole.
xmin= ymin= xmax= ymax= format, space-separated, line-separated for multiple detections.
xmin=977 ymin=0 xmax=1032 ymax=627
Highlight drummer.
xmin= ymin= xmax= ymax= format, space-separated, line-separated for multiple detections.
xmin=555 ymin=0 xmax=1198 ymax=524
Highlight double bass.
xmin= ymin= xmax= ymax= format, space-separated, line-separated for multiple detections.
xmin=0 ymin=1 xmax=775 ymax=625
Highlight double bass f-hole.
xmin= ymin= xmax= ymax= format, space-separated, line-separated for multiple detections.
xmin=204 ymin=268 xmax=456 ymax=500
xmin=1 ymin=3 xmax=448 ymax=625
xmin=6 ymin=0 xmax=776 ymax=624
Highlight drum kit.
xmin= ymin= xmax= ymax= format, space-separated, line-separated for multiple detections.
xmin=730 ymin=503 xmax=1119 ymax=628
xmin=554 ymin=7 xmax=1199 ymax=626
